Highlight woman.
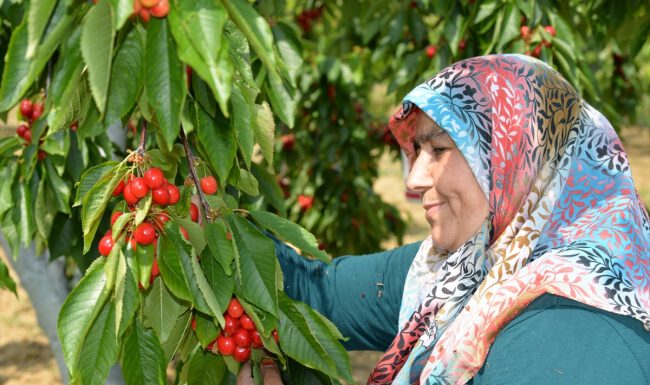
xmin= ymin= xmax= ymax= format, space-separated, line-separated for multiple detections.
xmin=239 ymin=54 xmax=650 ymax=384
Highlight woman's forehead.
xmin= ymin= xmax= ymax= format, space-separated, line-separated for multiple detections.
xmin=415 ymin=112 xmax=448 ymax=142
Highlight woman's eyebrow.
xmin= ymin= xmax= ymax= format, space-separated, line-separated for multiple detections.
xmin=414 ymin=128 xmax=447 ymax=143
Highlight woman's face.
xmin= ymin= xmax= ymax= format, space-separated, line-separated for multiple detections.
xmin=406 ymin=113 xmax=489 ymax=251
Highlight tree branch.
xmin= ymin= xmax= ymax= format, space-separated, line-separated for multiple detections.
xmin=179 ymin=128 xmax=211 ymax=221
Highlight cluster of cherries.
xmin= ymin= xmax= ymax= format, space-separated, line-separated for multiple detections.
xmin=520 ymin=24 xmax=556 ymax=58
xmin=295 ymin=7 xmax=323 ymax=33
xmin=133 ymin=0 xmax=169 ymax=21
xmin=198 ymin=297 xmax=278 ymax=363
xmin=15 ymin=98 xmax=47 ymax=159
xmin=97 ymin=166 xmax=218 ymax=257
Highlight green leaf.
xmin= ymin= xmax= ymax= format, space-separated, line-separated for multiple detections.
xmin=74 ymin=161 xmax=118 ymax=207
xmin=187 ymin=349 xmax=227 ymax=385
xmin=226 ymin=214 xmax=278 ymax=317
xmin=168 ymin=0 xmax=233 ymax=115
xmin=45 ymin=158 xmax=71 ymax=214
xmin=18 ymin=182 xmax=35 ymax=247
xmin=220 ymin=0 xmax=277 ymax=74
xmin=58 ymin=257 xmax=109 ymax=375
xmin=277 ymin=294 xmax=337 ymax=379
xmin=145 ymin=18 xmax=186 ymax=150
xmin=0 ymin=259 xmax=17 ymax=295
xmin=249 ymin=211 xmax=330 ymax=263
xmin=161 ymin=309 xmax=191 ymax=364
xmin=115 ymin=249 xmax=140 ymax=338
xmin=193 ymin=311 xmax=218 ymax=347
xmin=0 ymin=2 xmax=76 ymax=112
xmin=104 ymin=26 xmax=145 ymax=126
xmin=496 ymin=4 xmax=520 ymax=51
xmin=191 ymin=252 xmax=226 ymax=326
xmin=201 ymin=250 xmax=234 ymax=314
xmin=135 ymin=242 xmax=154 ymax=289
xmin=231 ymin=85 xmax=254 ymax=168
xmin=0 ymin=136 xmax=21 ymax=158
xmin=0 ymin=163 xmax=18 ymax=217
xmin=143 ymin=277 xmax=187 ymax=344
xmin=122 ymin=319 xmax=166 ymax=385
xmin=250 ymin=163 xmax=285 ymax=216
xmin=110 ymin=0 xmax=134 ymax=30
xmin=34 ymin=176 xmax=56 ymax=242
xmin=81 ymin=0 xmax=115 ymax=115
xmin=238 ymin=168 xmax=259 ymax=196
xmin=204 ymin=221 xmax=234 ymax=275
xmin=26 ymin=0 xmax=57 ymax=58
xmin=293 ymin=301 xmax=353 ymax=383
xmin=81 ymin=166 xmax=126 ymax=253
xmin=78 ymin=301 xmax=119 ymax=385
xmin=265 ymin=71 xmax=296 ymax=128
xmin=271 ymin=22 xmax=303 ymax=86
xmin=226 ymin=26 xmax=258 ymax=91
xmin=251 ymin=102 xmax=275 ymax=165
xmin=195 ymin=105 xmax=236 ymax=184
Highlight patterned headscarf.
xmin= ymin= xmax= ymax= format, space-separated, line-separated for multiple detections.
xmin=369 ymin=54 xmax=650 ymax=385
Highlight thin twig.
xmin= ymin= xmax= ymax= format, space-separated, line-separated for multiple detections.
xmin=136 ymin=121 xmax=147 ymax=155
xmin=179 ymin=128 xmax=212 ymax=221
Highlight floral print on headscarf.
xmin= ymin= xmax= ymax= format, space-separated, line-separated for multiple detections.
xmin=368 ymin=54 xmax=650 ymax=385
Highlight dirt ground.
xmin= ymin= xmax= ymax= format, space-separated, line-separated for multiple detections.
xmin=0 ymin=127 xmax=648 ymax=384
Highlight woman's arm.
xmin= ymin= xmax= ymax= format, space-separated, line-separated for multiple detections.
xmin=273 ymin=239 xmax=421 ymax=351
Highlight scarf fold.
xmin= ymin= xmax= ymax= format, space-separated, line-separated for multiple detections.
xmin=369 ymin=54 xmax=650 ymax=385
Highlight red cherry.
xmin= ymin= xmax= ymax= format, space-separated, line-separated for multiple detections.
xmin=151 ymin=186 xmax=170 ymax=205
xmin=234 ymin=329 xmax=251 ymax=347
xmin=227 ymin=298 xmax=244 ymax=318
xmin=166 ymin=184 xmax=180 ymax=205
xmin=186 ymin=66 xmax=193 ymax=89
xmin=123 ymin=183 xmax=139 ymax=205
xmin=134 ymin=222 xmax=156 ymax=245
xmin=190 ymin=203 xmax=199 ymax=222
xmin=133 ymin=0 xmax=142 ymax=13
xmin=425 ymin=45 xmax=437 ymax=58
xmin=22 ymin=129 xmax=32 ymax=143
xmin=144 ymin=167 xmax=165 ymax=189
xmin=281 ymin=134 xmax=295 ymax=151
xmin=149 ymin=258 xmax=159 ymax=283
xmin=224 ymin=315 xmax=240 ymax=335
xmin=37 ymin=150 xmax=46 ymax=161
xmin=458 ymin=39 xmax=466 ymax=51
xmin=250 ymin=330 xmax=263 ymax=348
xmin=130 ymin=177 xmax=149 ymax=198
xmin=140 ymin=0 xmax=158 ymax=6
xmin=111 ymin=211 xmax=122 ymax=226
xmin=112 ymin=179 xmax=125 ymax=196
xmin=98 ymin=234 xmax=114 ymax=256
xmin=532 ymin=44 xmax=542 ymax=58
xmin=544 ymin=25 xmax=556 ymax=37
xmin=217 ymin=334 xmax=235 ymax=356
xmin=139 ymin=8 xmax=150 ymax=22
xmin=16 ymin=124 xmax=29 ymax=138
xmin=31 ymin=102 xmax=44 ymax=121
xmin=19 ymin=99 xmax=33 ymax=119
xmin=149 ymin=0 xmax=169 ymax=18
xmin=70 ymin=121 xmax=78 ymax=132
xmin=240 ymin=314 xmax=255 ymax=331
xmin=520 ymin=25 xmax=530 ymax=40
xmin=233 ymin=346 xmax=251 ymax=363
xmin=180 ymin=226 xmax=189 ymax=240
xmin=271 ymin=329 xmax=279 ymax=343
xmin=327 ymin=85 xmax=336 ymax=101
xmin=191 ymin=317 xmax=197 ymax=331
xmin=155 ymin=212 xmax=170 ymax=226
xmin=297 ymin=194 xmax=314 ymax=211
xmin=200 ymin=176 xmax=218 ymax=195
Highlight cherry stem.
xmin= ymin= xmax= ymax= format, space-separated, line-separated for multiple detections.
xmin=136 ymin=121 xmax=147 ymax=156
xmin=180 ymin=128 xmax=211 ymax=221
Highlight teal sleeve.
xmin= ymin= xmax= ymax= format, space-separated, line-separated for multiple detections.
xmin=274 ymin=240 xmax=420 ymax=351
xmin=471 ymin=294 xmax=650 ymax=385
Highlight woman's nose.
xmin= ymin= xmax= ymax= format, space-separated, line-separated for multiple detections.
xmin=405 ymin=153 xmax=433 ymax=193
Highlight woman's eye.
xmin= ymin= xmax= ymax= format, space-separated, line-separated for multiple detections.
xmin=432 ymin=147 xmax=447 ymax=154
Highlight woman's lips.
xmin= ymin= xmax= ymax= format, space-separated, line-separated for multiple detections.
xmin=423 ymin=202 xmax=444 ymax=220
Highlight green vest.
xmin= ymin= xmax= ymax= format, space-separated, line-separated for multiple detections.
xmin=275 ymin=240 xmax=650 ymax=384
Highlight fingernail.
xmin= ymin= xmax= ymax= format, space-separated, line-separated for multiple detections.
xmin=261 ymin=358 xmax=275 ymax=367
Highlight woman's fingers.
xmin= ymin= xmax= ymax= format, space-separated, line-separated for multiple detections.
xmin=236 ymin=360 xmax=283 ymax=385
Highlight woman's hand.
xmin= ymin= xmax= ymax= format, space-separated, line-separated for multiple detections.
xmin=236 ymin=360 xmax=283 ymax=385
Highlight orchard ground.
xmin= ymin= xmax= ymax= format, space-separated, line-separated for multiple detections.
xmin=0 ymin=125 xmax=648 ymax=384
